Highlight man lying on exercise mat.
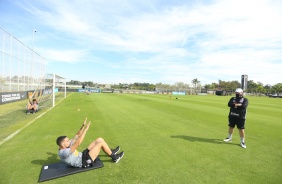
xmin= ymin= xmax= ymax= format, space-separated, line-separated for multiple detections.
xmin=56 ymin=117 xmax=124 ymax=168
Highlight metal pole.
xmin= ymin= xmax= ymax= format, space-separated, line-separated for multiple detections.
xmin=9 ymin=35 xmax=12 ymax=92
xmin=1 ymin=32 xmax=5 ymax=91
xmin=18 ymin=42 xmax=20 ymax=91
xmin=32 ymin=29 xmax=36 ymax=91
xmin=64 ymin=78 xmax=66 ymax=98
xmin=25 ymin=46 xmax=27 ymax=91
xmin=32 ymin=29 xmax=36 ymax=50
xmin=53 ymin=73 xmax=55 ymax=107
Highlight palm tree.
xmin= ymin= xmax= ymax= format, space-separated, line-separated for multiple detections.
xmin=191 ymin=78 xmax=200 ymax=93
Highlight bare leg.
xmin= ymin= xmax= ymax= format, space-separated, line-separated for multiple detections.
xmin=228 ymin=127 xmax=234 ymax=135
xmin=239 ymin=129 xmax=245 ymax=142
xmin=87 ymin=137 xmax=113 ymax=160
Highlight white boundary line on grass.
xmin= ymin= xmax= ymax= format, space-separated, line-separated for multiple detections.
xmin=0 ymin=112 xmax=47 ymax=146
xmin=0 ymin=93 xmax=72 ymax=146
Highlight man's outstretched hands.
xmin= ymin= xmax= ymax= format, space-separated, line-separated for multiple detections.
xmin=85 ymin=121 xmax=91 ymax=131
xmin=81 ymin=117 xmax=91 ymax=131
xmin=83 ymin=117 xmax=88 ymax=126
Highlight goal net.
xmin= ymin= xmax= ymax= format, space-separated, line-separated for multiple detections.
xmin=28 ymin=73 xmax=66 ymax=108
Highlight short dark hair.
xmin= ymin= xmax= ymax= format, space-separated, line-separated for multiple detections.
xmin=56 ymin=136 xmax=67 ymax=146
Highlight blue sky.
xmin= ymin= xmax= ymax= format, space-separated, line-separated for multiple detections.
xmin=1 ymin=0 xmax=282 ymax=85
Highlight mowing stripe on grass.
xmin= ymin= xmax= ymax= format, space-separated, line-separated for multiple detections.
xmin=1 ymin=94 xmax=281 ymax=184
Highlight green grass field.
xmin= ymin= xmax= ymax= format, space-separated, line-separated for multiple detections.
xmin=0 ymin=93 xmax=281 ymax=184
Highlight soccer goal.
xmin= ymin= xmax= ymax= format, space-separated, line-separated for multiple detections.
xmin=29 ymin=73 xmax=66 ymax=108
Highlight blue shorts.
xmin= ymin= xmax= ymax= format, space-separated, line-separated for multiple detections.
xmin=228 ymin=116 xmax=246 ymax=129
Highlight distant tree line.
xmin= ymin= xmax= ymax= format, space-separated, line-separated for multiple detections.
xmin=67 ymin=80 xmax=103 ymax=88
xmin=111 ymin=83 xmax=156 ymax=91
xmin=66 ymin=79 xmax=282 ymax=94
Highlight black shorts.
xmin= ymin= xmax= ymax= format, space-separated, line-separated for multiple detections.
xmin=82 ymin=149 xmax=93 ymax=167
xmin=228 ymin=116 xmax=246 ymax=129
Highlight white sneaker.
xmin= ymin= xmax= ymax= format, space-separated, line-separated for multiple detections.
xmin=223 ymin=137 xmax=232 ymax=142
xmin=240 ymin=142 xmax=246 ymax=148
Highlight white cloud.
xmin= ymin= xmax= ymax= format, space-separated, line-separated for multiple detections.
xmin=8 ymin=0 xmax=282 ymax=85
xmin=43 ymin=49 xmax=89 ymax=63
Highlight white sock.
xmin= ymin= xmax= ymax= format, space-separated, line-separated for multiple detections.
xmin=228 ymin=134 xmax=232 ymax=139
xmin=240 ymin=137 xmax=245 ymax=143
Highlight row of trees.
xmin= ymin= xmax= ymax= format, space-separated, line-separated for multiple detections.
xmin=67 ymin=80 xmax=96 ymax=87
xmin=66 ymin=79 xmax=282 ymax=94
xmin=244 ymin=81 xmax=282 ymax=94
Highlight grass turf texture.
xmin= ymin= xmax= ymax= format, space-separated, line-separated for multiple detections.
xmin=0 ymin=93 xmax=281 ymax=183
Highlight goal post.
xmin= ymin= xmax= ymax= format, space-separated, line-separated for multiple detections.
xmin=25 ymin=73 xmax=66 ymax=109
xmin=44 ymin=73 xmax=66 ymax=107
xmin=52 ymin=73 xmax=66 ymax=107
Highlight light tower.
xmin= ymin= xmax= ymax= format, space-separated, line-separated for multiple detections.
xmin=241 ymin=75 xmax=248 ymax=91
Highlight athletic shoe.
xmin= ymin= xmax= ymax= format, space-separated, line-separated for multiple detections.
xmin=111 ymin=146 xmax=120 ymax=155
xmin=113 ymin=151 xmax=124 ymax=163
xmin=223 ymin=137 xmax=232 ymax=142
xmin=240 ymin=142 xmax=246 ymax=148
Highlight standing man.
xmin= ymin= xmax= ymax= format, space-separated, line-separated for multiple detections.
xmin=223 ymin=88 xmax=249 ymax=148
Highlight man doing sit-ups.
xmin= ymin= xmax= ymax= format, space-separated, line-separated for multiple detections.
xmin=27 ymin=98 xmax=38 ymax=114
xmin=56 ymin=117 xmax=124 ymax=168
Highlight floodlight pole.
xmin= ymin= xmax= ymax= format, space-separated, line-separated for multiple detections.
xmin=32 ymin=29 xmax=36 ymax=50
xmin=9 ymin=35 xmax=12 ymax=92
xmin=64 ymin=79 xmax=66 ymax=98
xmin=32 ymin=29 xmax=36 ymax=90
xmin=53 ymin=73 xmax=55 ymax=107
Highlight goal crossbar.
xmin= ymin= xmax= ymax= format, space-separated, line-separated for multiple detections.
xmin=45 ymin=73 xmax=66 ymax=107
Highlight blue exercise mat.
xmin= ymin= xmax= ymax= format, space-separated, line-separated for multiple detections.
xmin=39 ymin=157 xmax=103 ymax=182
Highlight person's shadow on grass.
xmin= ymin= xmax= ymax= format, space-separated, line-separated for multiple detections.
xmin=171 ymin=135 xmax=230 ymax=145
xmin=31 ymin=152 xmax=60 ymax=165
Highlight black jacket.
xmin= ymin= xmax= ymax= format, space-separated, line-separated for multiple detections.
xmin=228 ymin=96 xmax=248 ymax=119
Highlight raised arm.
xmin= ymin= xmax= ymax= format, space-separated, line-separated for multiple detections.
xmin=75 ymin=117 xmax=88 ymax=137
xmin=70 ymin=118 xmax=91 ymax=152
xmin=27 ymin=100 xmax=33 ymax=109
